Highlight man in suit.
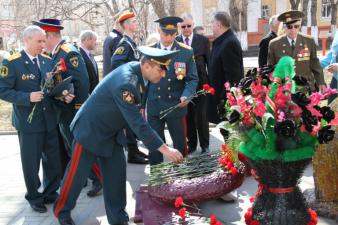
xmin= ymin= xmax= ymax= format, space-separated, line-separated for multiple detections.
xmin=103 ymin=15 xmax=124 ymax=77
xmin=79 ymin=30 xmax=102 ymax=197
xmin=176 ymin=13 xmax=210 ymax=154
xmin=33 ymin=19 xmax=90 ymax=161
xmin=111 ymin=10 xmax=149 ymax=164
xmin=208 ymin=11 xmax=244 ymax=125
xmin=53 ymin=46 xmax=183 ymax=225
xmin=268 ymin=10 xmax=326 ymax=92
xmin=258 ymin=15 xmax=279 ymax=67
xmin=147 ymin=16 xmax=198 ymax=165
xmin=0 ymin=25 xmax=71 ymax=213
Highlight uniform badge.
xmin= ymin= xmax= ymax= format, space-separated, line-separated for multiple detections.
xmin=174 ymin=62 xmax=186 ymax=80
xmin=22 ymin=74 xmax=27 ymax=80
xmin=114 ymin=47 xmax=125 ymax=55
xmin=70 ymin=57 xmax=79 ymax=68
xmin=0 ymin=66 xmax=8 ymax=77
xmin=29 ymin=74 xmax=36 ymax=80
xmin=122 ymin=91 xmax=135 ymax=104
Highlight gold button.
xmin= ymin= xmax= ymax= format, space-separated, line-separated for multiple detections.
xmin=158 ymin=96 xmax=161 ymax=99
xmin=168 ymin=78 xmax=171 ymax=82
xmin=168 ymin=87 xmax=171 ymax=90
xmin=158 ymin=87 xmax=161 ymax=90
xmin=168 ymin=95 xmax=172 ymax=99
xmin=43 ymin=107 xmax=46 ymax=111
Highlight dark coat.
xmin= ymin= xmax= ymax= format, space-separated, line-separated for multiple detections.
xmin=70 ymin=62 xmax=163 ymax=157
xmin=102 ymin=29 xmax=123 ymax=76
xmin=208 ymin=29 xmax=244 ymax=124
xmin=80 ymin=47 xmax=99 ymax=94
xmin=111 ymin=35 xmax=139 ymax=71
xmin=258 ymin=31 xmax=277 ymax=67
xmin=176 ymin=33 xmax=210 ymax=90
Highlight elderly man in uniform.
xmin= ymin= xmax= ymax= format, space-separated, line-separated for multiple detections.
xmin=268 ymin=10 xmax=326 ymax=92
xmin=0 ymin=25 xmax=71 ymax=213
xmin=147 ymin=16 xmax=198 ymax=165
xmin=33 ymin=19 xmax=90 ymax=172
xmin=111 ymin=10 xmax=149 ymax=164
xmin=53 ymin=46 xmax=183 ymax=225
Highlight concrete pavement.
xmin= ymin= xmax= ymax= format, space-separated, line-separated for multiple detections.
xmin=0 ymin=129 xmax=336 ymax=225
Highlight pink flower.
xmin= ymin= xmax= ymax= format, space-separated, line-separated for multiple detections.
xmin=329 ymin=113 xmax=338 ymax=126
xmin=306 ymin=105 xmax=322 ymax=118
xmin=253 ymin=100 xmax=266 ymax=117
xmin=308 ymin=92 xmax=324 ymax=105
xmin=224 ymin=82 xmax=230 ymax=91
xmin=228 ymin=95 xmax=237 ymax=106
xmin=242 ymin=113 xmax=252 ymax=125
xmin=311 ymin=121 xmax=321 ymax=135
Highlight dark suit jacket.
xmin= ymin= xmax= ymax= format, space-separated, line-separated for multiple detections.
xmin=176 ymin=33 xmax=210 ymax=90
xmin=80 ymin=47 xmax=99 ymax=94
xmin=258 ymin=31 xmax=277 ymax=67
xmin=208 ymin=29 xmax=244 ymax=124
xmin=102 ymin=29 xmax=123 ymax=76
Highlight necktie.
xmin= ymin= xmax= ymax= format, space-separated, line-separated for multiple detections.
xmin=89 ymin=53 xmax=98 ymax=72
xmin=163 ymin=48 xmax=168 ymax=51
xmin=291 ymin=40 xmax=295 ymax=52
xmin=185 ymin=37 xmax=190 ymax=46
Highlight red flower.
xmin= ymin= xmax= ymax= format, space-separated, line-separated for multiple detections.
xmin=178 ymin=207 xmax=186 ymax=219
xmin=210 ymin=214 xmax=217 ymax=225
xmin=209 ymin=87 xmax=215 ymax=95
xmin=59 ymin=58 xmax=67 ymax=72
xmin=230 ymin=167 xmax=237 ymax=176
xmin=203 ymin=84 xmax=211 ymax=92
xmin=306 ymin=208 xmax=318 ymax=225
xmin=174 ymin=196 xmax=183 ymax=208
xmin=238 ymin=152 xmax=246 ymax=161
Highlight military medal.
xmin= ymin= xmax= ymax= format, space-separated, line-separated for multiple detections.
xmin=174 ymin=62 xmax=186 ymax=80
xmin=122 ymin=91 xmax=135 ymax=104
xmin=70 ymin=56 xmax=79 ymax=68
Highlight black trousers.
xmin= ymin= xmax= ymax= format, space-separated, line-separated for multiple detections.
xmin=186 ymin=94 xmax=209 ymax=150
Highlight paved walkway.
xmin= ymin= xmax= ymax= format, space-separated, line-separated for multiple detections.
xmin=0 ymin=129 xmax=336 ymax=225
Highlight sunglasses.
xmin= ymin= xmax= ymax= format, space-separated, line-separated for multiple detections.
xmin=181 ymin=25 xmax=192 ymax=29
xmin=286 ymin=24 xmax=300 ymax=29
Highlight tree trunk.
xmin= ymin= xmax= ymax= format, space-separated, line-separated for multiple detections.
xmin=331 ymin=0 xmax=338 ymax=38
xmin=148 ymin=0 xmax=167 ymax=18
xmin=290 ymin=0 xmax=301 ymax=10
xmin=240 ymin=0 xmax=248 ymax=50
xmin=311 ymin=0 xmax=318 ymax=44
xmin=229 ymin=0 xmax=240 ymax=32
xmin=167 ymin=0 xmax=176 ymax=16
xmin=301 ymin=0 xmax=309 ymax=34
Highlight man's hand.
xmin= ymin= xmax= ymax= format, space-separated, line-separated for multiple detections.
xmin=159 ymin=144 xmax=183 ymax=163
xmin=30 ymin=91 xmax=44 ymax=102
xmin=327 ymin=63 xmax=338 ymax=73
xmin=178 ymin=96 xmax=189 ymax=108
xmin=62 ymin=90 xmax=75 ymax=104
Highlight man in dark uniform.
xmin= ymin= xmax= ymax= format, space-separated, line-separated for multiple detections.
xmin=258 ymin=15 xmax=279 ymax=67
xmin=176 ymin=13 xmax=210 ymax=154
xmin=268 ymin=10 xmax=326 ymax=92
xmin=102 ymin=14 xmax=123 ymax=77
xmin=53 ymin=46 xmax=183 ymax=225
xmin=208 ymin=11 xmax=244 ymax=125
xmin=147 ymin=16 xmax=198 ymax=165
xmin=111 ymin=11 xmax=148 ymax=164
xmin=33 ymin=19 xmax=90 ymax=167
xmin=0 ymin=25 xmax=68 ymax=213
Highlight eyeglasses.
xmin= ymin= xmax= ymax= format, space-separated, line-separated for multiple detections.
xmin=286 ymin=24 xmax=300 ymax=30
xmin=181 ymin=25 xmax=192 ymax=29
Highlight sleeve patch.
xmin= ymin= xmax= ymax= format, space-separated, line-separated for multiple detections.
xmin=114 ymin=46 xmax=125 ymax=55
xmin=0 ymin=66 xmax=9 ymax=77
xmin=69 ymin=56 xmax=79 ymax=68
xmin=122 ymin=91 xmax=135 ymax=104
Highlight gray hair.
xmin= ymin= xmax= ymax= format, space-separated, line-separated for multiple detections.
xmin=269 ymin=15 xmax=279 ymax=28
xmin=22 ymin=25 xmax=45 ymax=40
xmin=181 ymin=13 xmax=194 ymax=21
xmin=214 ymin=11 xmax=231 ymax=28
xmin=79 ymin=30 xmax=98 ymax=43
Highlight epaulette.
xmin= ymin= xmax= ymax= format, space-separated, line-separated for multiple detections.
xmin=61 ymin=44 xmax=71 ymax=53
xmin=7 ymin=52 xmax=22 ymax=61
xmin=300 ymin=33 xmax=313 ymax=40
xmin=41 ymin=53 xmax=52 ymax=59
xmin=178 ymin=42 xmax=192 ymax=50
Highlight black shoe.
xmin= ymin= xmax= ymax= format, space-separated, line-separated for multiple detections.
xmin=201 ymin=147 xmax=210 ymax=154
xmin=188 ymin=147 xmax=196 ymax=154
xmin=58 ymin=215 xmax=75 ymax=225
xmin=87 ymin=183 xmax=102 ymax=197
xmin=44 ymin=196 xmax=58 ymax=204
xmin=112 ymin=222 xmax=128 ymax=225
xmin=128 ymin=154 xmax=149 ymax=164
xmin=128 ymin=145 xmax=149 ymax=159
xmin=30 ymin=202 xmax=47 ymax=213
xmin=136 ymin=150 xmax=148 ymax=159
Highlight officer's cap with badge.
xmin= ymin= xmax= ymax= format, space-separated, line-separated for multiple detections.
xmin=155 ymin=16 xmax=183 ymax=35
xmin=278 ymin=10 xmax=304 ymax=24
xmin=116 ymin=10 xmax=136 ymax=24
xmin=138 ymin=46 xmax=179 ymax=71
xmin=32 ymin=18 xmax=64 ymax=32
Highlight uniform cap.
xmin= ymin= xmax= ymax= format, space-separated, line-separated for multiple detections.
xmin=117 ymin=11 xmax=136 ymax=23
xmin=32 ymin=18 xmax=64 ymax=32
xmin=278 ymin=10 xmax=304 ymax=24
xmin=155 ymin=16 xmax=183 ymax=34
xmin=138 ymin=46 xmax=179 ymax=70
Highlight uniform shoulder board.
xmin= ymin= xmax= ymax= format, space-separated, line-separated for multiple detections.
xmin=7 ymin=52 xmax=22 ymax=61
xmin=61 ymin=44 xmax=71 ymax=53
xmin=300 ymin=33 xmax=313 ymax=40
xmin=178 ymin=42 xmax=192 ymax=50
xmin=41 ymin=53 xmax=52 ymax=59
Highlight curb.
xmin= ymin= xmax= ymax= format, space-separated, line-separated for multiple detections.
xmin=0 ymin=131 xmax=17 ymax=135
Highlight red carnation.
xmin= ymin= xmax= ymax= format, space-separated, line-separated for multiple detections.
xmin=230 ymin=167 xmax=237 ymax=176
xmin=203 ymin=84 xmax=211 ymax=92
xmin=175 ymin=196 xmax=184 ymax=208
xmin=210 ymin=214 xmax=217 ymax=225
xmin=59 ymin=58 xmax=67 ymax=72
xmin=178 ymin=207 xmax=186 ymax=219
xmin=209 ymin=87 xmax=215 ymax=95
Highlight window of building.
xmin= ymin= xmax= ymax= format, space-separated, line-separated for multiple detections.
xmin=322 ymin=0 xmax=332 ymax=19
xmin=262 ymin=5 xmax=271 ymax=19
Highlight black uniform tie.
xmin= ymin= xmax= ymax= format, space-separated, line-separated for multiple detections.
xmin=291 ymin=40 xmax=295 ymax=52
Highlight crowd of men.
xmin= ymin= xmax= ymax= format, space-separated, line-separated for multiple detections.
xmin=0 ymin=7 xmax=335 ymax=225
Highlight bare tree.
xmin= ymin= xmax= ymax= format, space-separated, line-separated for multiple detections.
xmin=330 ymin=0 xmax=338 ymax=38
xmin=229 ymin=0 xmax=248 ymax=50
xmin=301 ymin=0 xmax=309 ymax=34
xmin=311 ymin=0 xmax=318 ymax=44
xmin=148 ymin=0 xmax=167 ymax=18
xmin=290 ymin=0 xmax=301 ymax=10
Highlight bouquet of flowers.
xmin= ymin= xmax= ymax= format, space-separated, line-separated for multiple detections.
xmin=27 ymin=59 xmax=67 ymax=123
xmin=159 ymin=84 xmax=215 ymax=119
xmin=218 ymin=56 xmax=337 ymax=225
